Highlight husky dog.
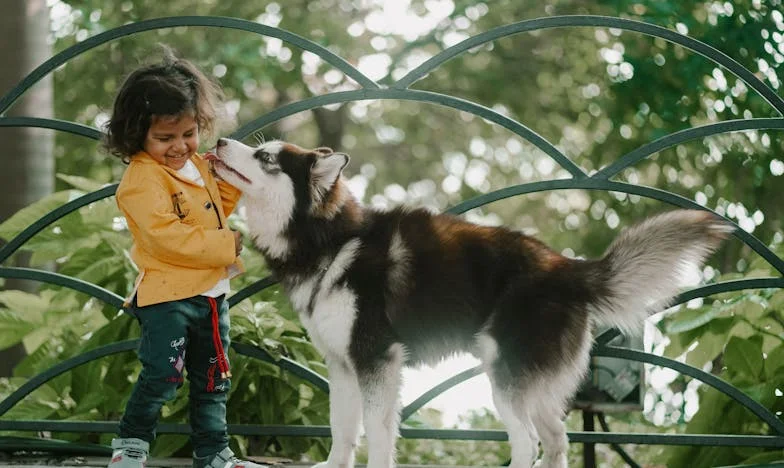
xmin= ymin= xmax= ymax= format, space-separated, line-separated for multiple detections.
xmin=207 ymin=138 xmax=731 ymax=468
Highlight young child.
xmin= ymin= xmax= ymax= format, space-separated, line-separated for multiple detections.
xmin=104 ymin=49 xmax=267 ymax=468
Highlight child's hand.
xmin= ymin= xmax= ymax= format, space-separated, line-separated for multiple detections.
xmin=232 ymin=230 xmax=243 ymax=256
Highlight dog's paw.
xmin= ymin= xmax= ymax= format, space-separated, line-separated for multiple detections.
xmin=533 ymin=453 xmax=568 ymax=468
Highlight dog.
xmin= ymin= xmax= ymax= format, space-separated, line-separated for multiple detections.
xmin=207 ymin=137 xmax=732 ymax=468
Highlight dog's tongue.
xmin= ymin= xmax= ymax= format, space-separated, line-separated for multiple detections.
xmin=203 ymin=151 xmax=218 ymax=161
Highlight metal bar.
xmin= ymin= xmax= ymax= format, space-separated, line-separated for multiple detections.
xmin=227 ymin=276 xmax=279 ymax=306
xmin=0 ymin=341 xmax=137 ymax=418
xmin=0 ymin=117 xmax=102 ymax=140
xmin=393 ymin=16 xmax=784 ymax=116
xmin=445 ymin=179 xmax=784 ymax=275
xmin=0 ymin=16 xmax=376 ymax=115
xmin=0 ymin=184 xmax=117 ymax=264
xmin=0 ymin=339 xmax=329 ymax=420
xmin=597 ymin=413 xmax=642 ymax=468
xmin=231 ymin=342 xmax=330 ymax=394
xmin=0 ymin=267 xmax=124 ymax=309
xmin=0 ymin=437 xmax=112 ymax=456
xmin=594 ymin=345 xmax=784 ymax=435
xmin=594 ymin=118 xmax=784 ymax=180
xmin=232 ymin=88 xmax=587 ymax=179
xmin=594 ymin=277 xmax=784 ymax=348
xmin=583 ymin=411 xmax=597 ymax=468
xmin=400 ymin=366 xmax=483 ymax=422
xmin=676 ymin=277 xmax=784 ymax=303
xmin=2 ymin=420 xmax=783 ymax=447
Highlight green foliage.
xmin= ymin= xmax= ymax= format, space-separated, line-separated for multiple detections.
xmin=656 ymin=242 xmax=784 ymax=467
xmin=0 ymin=175 xmax=329 ymax=459
xmin=2 ymin=0 xmax=783 ymax=464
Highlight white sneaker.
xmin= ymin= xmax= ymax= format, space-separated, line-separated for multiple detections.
xmin=108 ymin=437 xmax=149 ymax=468
xmin=192 ymin=446 xmax=270 ymax=468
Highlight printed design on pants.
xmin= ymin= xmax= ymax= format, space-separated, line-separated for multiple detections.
xmin=165 ymin=336 xmax=186 ymax=383
xmin=205 ymin=356 xmax=227 ymax=392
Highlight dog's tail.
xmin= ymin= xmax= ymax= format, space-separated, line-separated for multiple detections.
xmin=586 ymin=209 xmax=733 ymax=335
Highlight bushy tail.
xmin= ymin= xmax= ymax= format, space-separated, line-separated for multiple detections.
xmin=587 ymin=209 xmax=733 ymax=335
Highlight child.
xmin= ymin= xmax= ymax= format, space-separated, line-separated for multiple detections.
xmin=104 ymin=48 xmax=267 ymax=468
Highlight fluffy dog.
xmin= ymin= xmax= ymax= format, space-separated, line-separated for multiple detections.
xmin=207 ymin=138 xmax=731 ymax=468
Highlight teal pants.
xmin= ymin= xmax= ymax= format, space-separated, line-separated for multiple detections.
xmin=119 ymin=295 xmax=231 ymax=457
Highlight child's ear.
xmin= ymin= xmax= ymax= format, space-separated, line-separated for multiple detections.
xmin=311 ymin=152 xmax=349 ymax=192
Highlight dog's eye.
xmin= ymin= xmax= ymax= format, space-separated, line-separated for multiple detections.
xmin=254 ymin=151 xmax=274 ymax=163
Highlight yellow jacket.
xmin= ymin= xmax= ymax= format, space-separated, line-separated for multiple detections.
xmin=117 ymin=151 xmax=244 ymax=307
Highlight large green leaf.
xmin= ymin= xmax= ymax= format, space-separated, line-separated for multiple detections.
xmin=0 ymin=190 xmax=79 ymax=241
xmin=765 ymin=345 xmax=784 ymax=380
xmin=724 ymin=336 xmax=764 ymax=381
xmin=663 ymin=305 xmax=722 ymax=334
xmin=0 ymin=309 xmax=39 ymax=350
xmin=0 ymin=290 xmax=49 ymax=322
xmin=737 ymin=449 xmax=784 ymax=465
xmin=56 ymin=173 xmax=106 ymax=192
xmin=685 ymin=331 xmax=725 ymax=369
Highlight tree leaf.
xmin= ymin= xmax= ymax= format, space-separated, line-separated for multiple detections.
xmin=0 ymin=190 xmax=78 ymax=241
xmin=765 ymin=345 xmax=784 ymax=380
xmin=0 ymin=290 xmax=49 ymax=323
xmin=737 ymin=449 xmax=784 ymax=465
xmin=685 ymin=331 xmax=725 ymax=369
xmin=56 ymin=173 xmax=106 ymax=192
xmin=724 ymin=336 xmax=764 ymax=380
xmin=664 ymin=305 xmax=721 ymax=334
xmin=0 ymin=309 xmax=38 ymax=350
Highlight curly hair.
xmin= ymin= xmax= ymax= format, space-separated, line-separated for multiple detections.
xmin=103 ymin=47 xmax=224 ymax=163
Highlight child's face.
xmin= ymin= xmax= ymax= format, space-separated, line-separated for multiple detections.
xmin=143 ymin=113 xmax=199 ymax=171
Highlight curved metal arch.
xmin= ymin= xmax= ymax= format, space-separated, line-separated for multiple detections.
xmin=401 ymin=340 xmax=784 ymax=437
xmin=400 ymin=366 xmax=484 ymax=423
xmin=0 ymin=339 xmax=330 ymax=419
xmin=0 ymin=340 xmax=136 ymax=418
xmin=0 ymin=267 xmax=124 ymax=309
xmin=231 ymin=342 xmax=329 ymax=394
xmin=232 ymin=88 xmax=587 ymax=179
xmin=446 ymin=178 xmax=784 ymax=275
xmin=228 ymin=276 xmax=279 ymax=307
xmin=676 ymin=277 xmax=784 ymax=304
xmin=0 ymin=184 xmax=118 ymax=265
xmin=406 ymin=276 xmax=784 ymax=418
xmin=595 ymin=345 xmax=784 ymax=435
xmin=393 ymin=15 xmax=784 ymax=117
xmin=0 ymin=16 xmax=378 ymax=116
xmin=594 ymin=118 xmax=784 ymax=180
xmin=0 ymin=117 xmax=102 ymax=140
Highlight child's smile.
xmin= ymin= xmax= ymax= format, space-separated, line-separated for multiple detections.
xmin=143 ymin=113 xmax=199 ymax=171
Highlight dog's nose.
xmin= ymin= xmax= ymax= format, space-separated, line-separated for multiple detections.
xmin=217 ymin=138 xmax=228 ymax=147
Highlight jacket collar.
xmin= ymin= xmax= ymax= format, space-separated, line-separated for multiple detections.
xmin=130 ymin=151 xmax=213 ymax=188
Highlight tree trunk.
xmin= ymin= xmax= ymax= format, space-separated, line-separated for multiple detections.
xmin=0 ymin=0 xmax=54 ymax=377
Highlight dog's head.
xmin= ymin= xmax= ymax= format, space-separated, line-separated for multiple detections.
xmin=206 ymin=138 xmax=352 ymax=226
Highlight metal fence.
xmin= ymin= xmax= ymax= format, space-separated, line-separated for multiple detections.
xmin=1 ymin=14 xmax=783 ymax=465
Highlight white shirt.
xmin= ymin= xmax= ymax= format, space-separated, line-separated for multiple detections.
xmin=177 ymin=159 xmax=231 ymax=298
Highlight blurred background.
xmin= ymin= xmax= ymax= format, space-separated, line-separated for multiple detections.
xmin=0 ymin=0 xmax=783 ymax=466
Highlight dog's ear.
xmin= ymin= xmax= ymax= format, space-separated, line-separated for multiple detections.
xmin=311 ymin=152 xmax=349 ymax=192
xmin=314 ymin=146 xmax=333 ymax=155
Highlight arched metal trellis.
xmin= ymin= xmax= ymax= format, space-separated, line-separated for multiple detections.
xmin=1 ymin=14 xmax=783 ymax=464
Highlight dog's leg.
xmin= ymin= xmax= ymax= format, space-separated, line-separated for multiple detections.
xmin=359 ymin=344 xmax=404 ymax=468
xmin=314 ymin=358 xmax=362 ymax=468
xmin=480 ymin=334 xmax=539 ymax=467
xmin=491 ymin=386 xmax=540 ymax=468
xmin=531 ymin=404 xmax=568 ymax=468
